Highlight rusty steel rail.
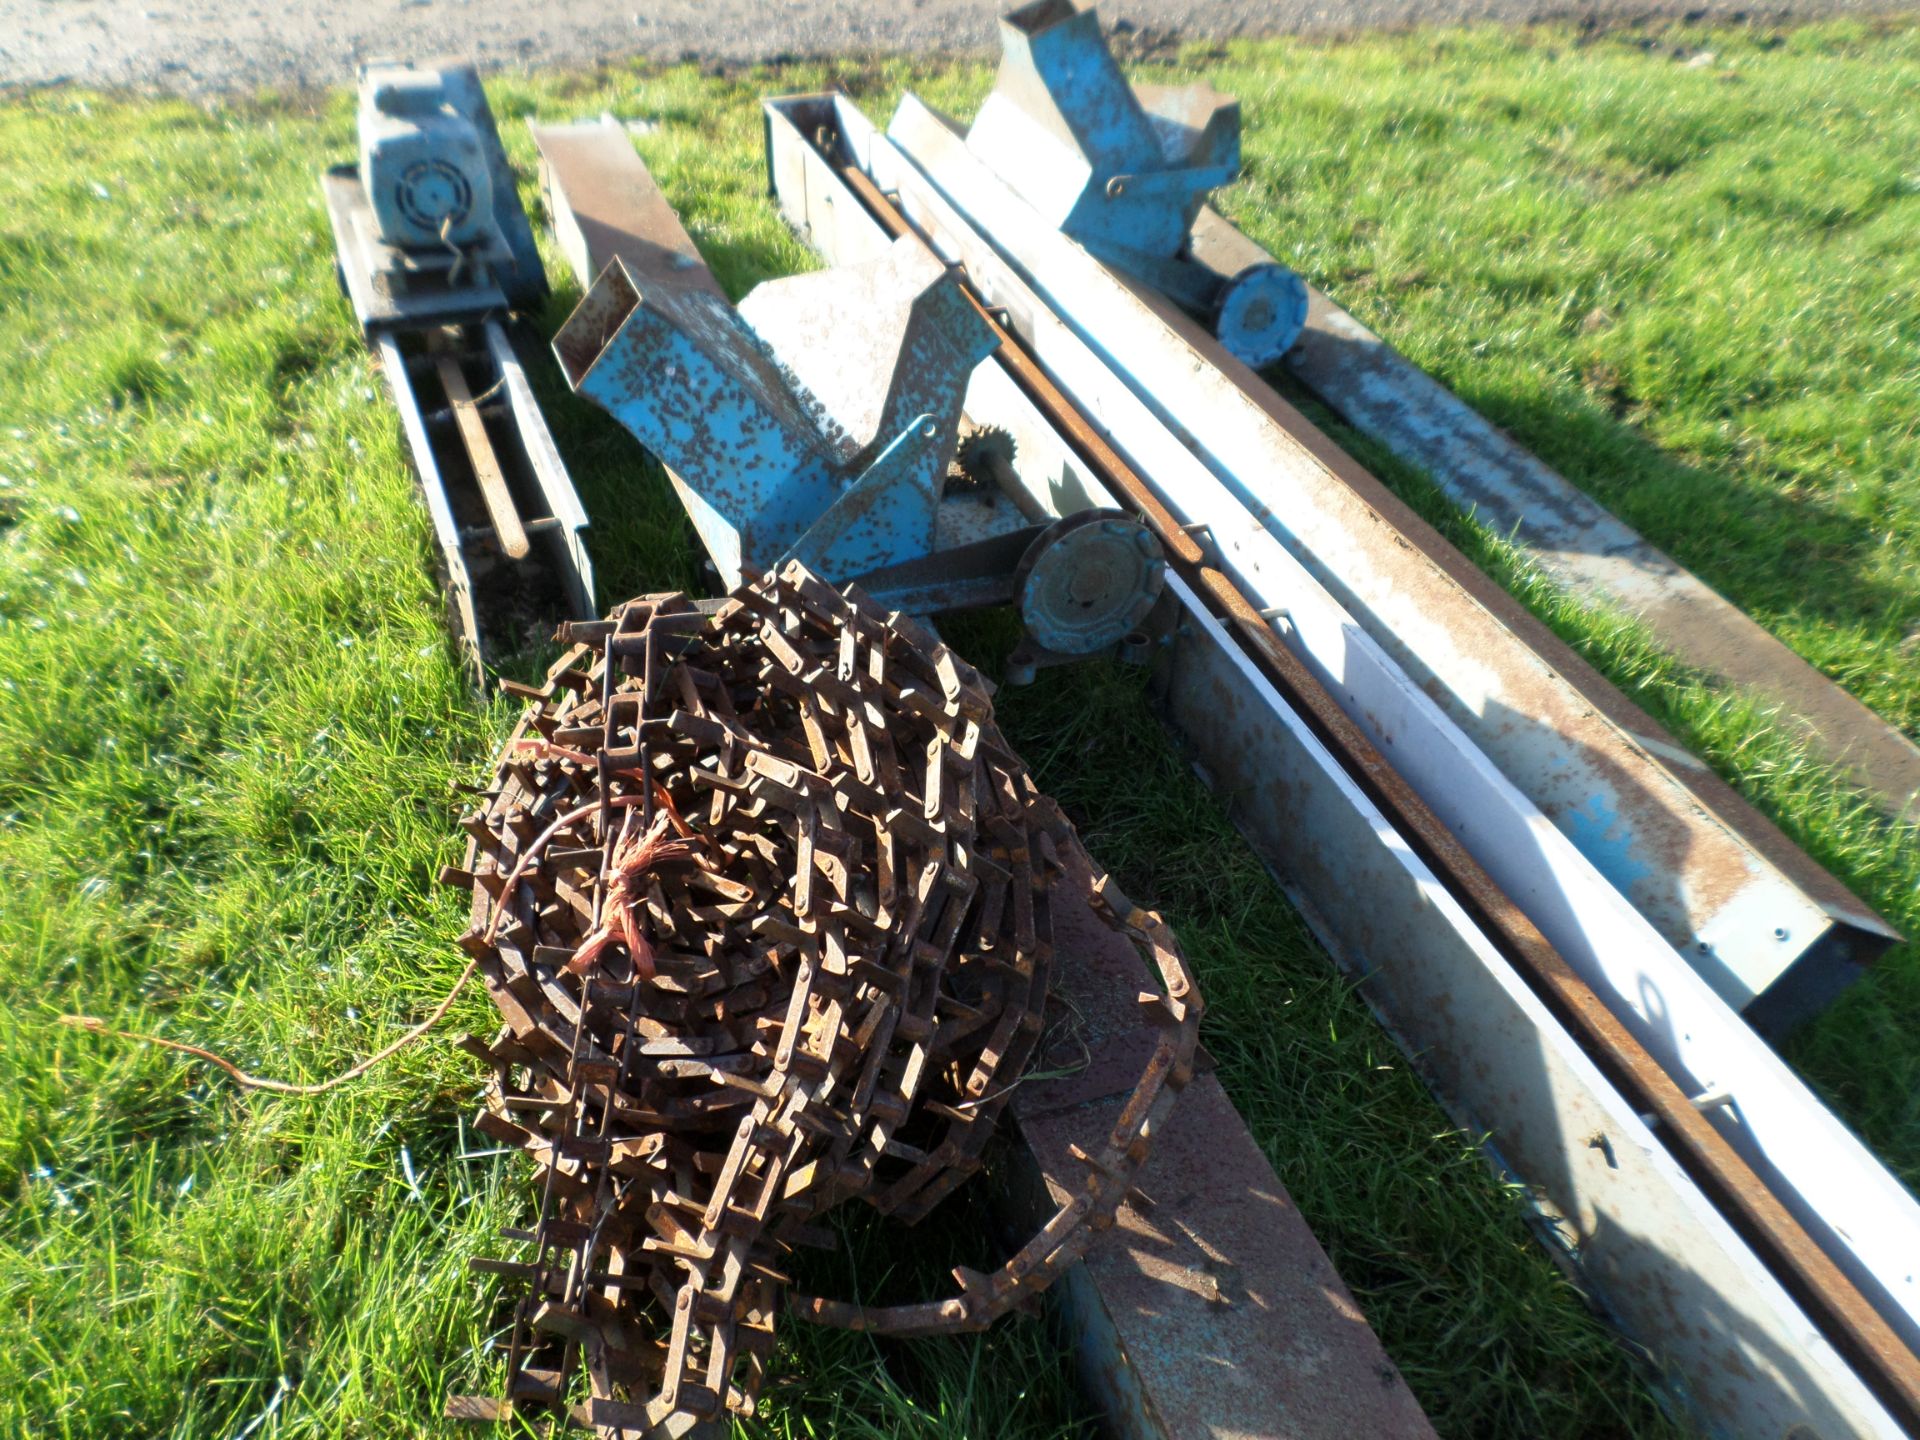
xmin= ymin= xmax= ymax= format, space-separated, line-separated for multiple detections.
xmin=827 ymin=154 xmax=1920 ymax=1434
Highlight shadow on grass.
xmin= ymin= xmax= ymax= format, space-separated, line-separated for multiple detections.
xmin=1443 ymin=371 xmax=1919 ymax=643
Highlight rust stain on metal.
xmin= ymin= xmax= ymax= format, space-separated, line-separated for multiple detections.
xmin=819 ymin=163 xmax=1920 ymax=1433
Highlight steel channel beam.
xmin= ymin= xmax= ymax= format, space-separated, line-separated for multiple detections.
xmin=760 ymin=92 xmax=1920 ymax=1434
xmin=1155 ymin=578 xmax=1903 ymax=1439
xmin=892 ymin=109 xmax=1899 ymax=1028
xmin=870 ymin=88 xmax=1920 ymax=1358
xmin=891 ymin=154 xmax=1901 ymax=1025
xmin=480 ymin=317 xmax=595 ymax=622
xmin=1185 ymin=204 xmax=1912 ymax=1003
xmin=1182 ymin=209 xmax=1920 ymax=826
xmin=373 ymin=329 xmax=485 ymax=686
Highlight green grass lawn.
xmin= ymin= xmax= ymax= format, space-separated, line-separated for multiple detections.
xmin=1 ymin=16 xmax=1915 ymax=1439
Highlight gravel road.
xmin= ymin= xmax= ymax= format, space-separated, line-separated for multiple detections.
xmin=3 ymin=0 xmax=1902 ymax=95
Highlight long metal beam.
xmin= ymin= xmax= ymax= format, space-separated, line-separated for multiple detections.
xmin=480 ymin=317 xmax=595 ymax=623
xmin=956 ymin=310 xmax=1911 ymax=1437
xmin=872 ymin=82 xmax=1920 ymax=1370
xmin=1013 ymin=855 xmax=1440 ymax=1440
xmin=1186 ymin=209 xmax=1920 ymax=826
xmin=760 ymin=91 xmax=1920 ymax=1436
xmin=373 ymin=330 xmax=484 ymax=684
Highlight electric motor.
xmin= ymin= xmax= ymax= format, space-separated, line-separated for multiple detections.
xmin=358 ymin=64 xmax=495 ymax=250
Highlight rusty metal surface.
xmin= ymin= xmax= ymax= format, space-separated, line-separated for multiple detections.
xmin=533 ymin=119 xmax=727 ymax=298
xmin=1009 ymin=865 xmax=1437 ymax=1440
xmin=435 ymin=349 xmax=530 ymax=559
xmin=1022 ymin=1077 xmax=1436 ymax=1440
xmin=1252 ymin=229 xmax=1920 ymax=825
xmin=765 ymin=99 xmax=1920 ymax=1434
xmin=443 ymin=563 xmax=1201 ymax=1433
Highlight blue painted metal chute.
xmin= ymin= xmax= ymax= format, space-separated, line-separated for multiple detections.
xmin=555 ymin=236 xmax=997 ymax=586
xmin=542 ymin=133 xmax=1168 ymax=675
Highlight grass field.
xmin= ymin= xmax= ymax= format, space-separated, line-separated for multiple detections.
xmin=1 ymin=16 xmax=1915 ymax=1439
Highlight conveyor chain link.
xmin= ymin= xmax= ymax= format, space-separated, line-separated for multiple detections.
xmin=443 ymin=561 xmax=1201 ymax=1435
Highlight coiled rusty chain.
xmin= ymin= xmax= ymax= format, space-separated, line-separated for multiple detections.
xmin=444 ymin=562 xmax=1200 ymax=1436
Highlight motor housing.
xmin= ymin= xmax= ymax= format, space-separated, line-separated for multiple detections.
xmin=358 ymin=64 xmax=496 ymax=250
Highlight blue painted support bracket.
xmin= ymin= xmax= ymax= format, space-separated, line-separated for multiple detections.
xmin=966 ymin=0 xmax=1307 ymax=365
xmin=968 ymin=0 xmax=1236 ymax=261
xmin=781 ymin=413 xmax=947 ymax=577
xmin=552 ymin=236 xmax=996 ymax=585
